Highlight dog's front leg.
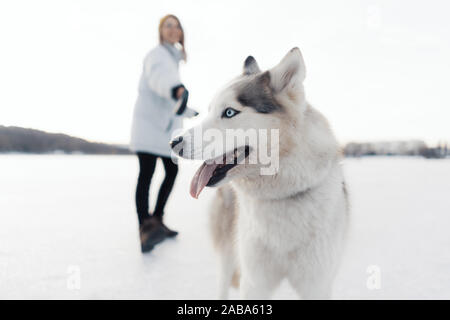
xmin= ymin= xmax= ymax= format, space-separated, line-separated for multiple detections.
xmin=239 ymin=274 xmax=274 ymax=300
xmin=238 ymin=248 xmax=282 ymax=300
xmin=217 ymin=251 xmax=236 ymax=300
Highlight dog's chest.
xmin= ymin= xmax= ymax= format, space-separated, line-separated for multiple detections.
xmin=236 ymin=193 xmax=320 ymax=252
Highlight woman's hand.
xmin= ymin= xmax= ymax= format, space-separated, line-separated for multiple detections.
xmin=176 ymin=86 xmax=185 ymax=99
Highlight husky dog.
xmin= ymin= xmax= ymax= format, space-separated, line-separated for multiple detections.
xmin=170 ymin=48 xmax=349 ymax=299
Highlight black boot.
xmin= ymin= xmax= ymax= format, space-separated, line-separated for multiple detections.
xmin=139 ymin=217 xmax=167 ymax=252
xmin=153 ymin=215 xmax=178 ymax=238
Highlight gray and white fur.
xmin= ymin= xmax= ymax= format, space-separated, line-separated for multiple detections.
xmin=171 ymin=47 xmax=349 ymax=299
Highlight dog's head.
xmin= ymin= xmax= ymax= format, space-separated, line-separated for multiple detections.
xmin=170 ymin=47 xmax=307 ymax=198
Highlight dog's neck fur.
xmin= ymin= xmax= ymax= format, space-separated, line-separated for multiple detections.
xmin=232 ymin=103 xmax=341 ymax=200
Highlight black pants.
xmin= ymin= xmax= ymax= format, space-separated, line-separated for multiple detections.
xmin=135 ymin=152 xmax=178 ymax=225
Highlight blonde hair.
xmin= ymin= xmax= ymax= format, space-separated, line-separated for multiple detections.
xmin=158 ymin=14 xmax=186 ymax=61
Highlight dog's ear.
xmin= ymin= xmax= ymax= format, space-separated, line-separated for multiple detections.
xmin=243 ymin=56 xmax=261 ymax=75
xmin=269 ymin=47 xmax=306 ymax=93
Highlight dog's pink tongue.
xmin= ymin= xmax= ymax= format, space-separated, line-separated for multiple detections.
xmin=190 ymin=162 xmax=218 ymax=199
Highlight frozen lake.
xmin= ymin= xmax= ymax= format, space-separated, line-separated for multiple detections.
xmin=0 ymin=155 xmax=449 ymax=299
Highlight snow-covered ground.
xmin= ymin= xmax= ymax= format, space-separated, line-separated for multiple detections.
xmin=0 ymin=155 xmax=449 ymax=299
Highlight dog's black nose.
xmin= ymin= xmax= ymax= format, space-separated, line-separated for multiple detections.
xmin=170 ymin=136 xmax=183 ymax=149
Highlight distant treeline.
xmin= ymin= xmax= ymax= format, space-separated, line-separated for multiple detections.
xmin=343 ymin=140 xmax=449 ymax=159
xmin=1 ymin=125 xmax=448 ymax=159
xmin=0 ymin=126 xmax=131 ymax=155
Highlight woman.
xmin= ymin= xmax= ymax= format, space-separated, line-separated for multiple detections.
xmin=130 ymin=14 xmax=192 ymax=253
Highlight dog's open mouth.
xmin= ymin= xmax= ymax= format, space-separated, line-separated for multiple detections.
xmin=190 ymin=146 xmax=250 ymax=198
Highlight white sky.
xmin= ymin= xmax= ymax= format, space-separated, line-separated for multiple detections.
xmin=0 ymin=0 xmax=449 ymax=145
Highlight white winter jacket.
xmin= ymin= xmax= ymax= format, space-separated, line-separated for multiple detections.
xmin=129 ymin=43 xmax=187 ymax=157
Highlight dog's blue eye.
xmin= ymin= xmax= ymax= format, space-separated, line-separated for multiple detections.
xmin=222 ymin=108 xmax=240 ymax=118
